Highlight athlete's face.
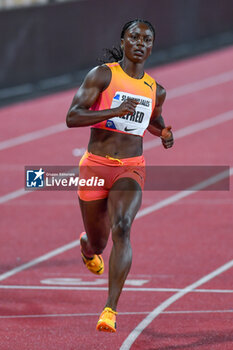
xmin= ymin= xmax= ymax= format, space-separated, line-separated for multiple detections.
xmin=121 ymin=22 xmax=154 ymax=63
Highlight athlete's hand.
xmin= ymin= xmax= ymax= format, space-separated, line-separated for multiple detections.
xmin=115 ymin=98 xmax=139 ymax=116
xmin=161 ymin=126 xmax=174 ymax=149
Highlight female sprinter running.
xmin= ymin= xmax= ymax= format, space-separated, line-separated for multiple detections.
xmin=66 ymin=19 xmax=174 ymax=333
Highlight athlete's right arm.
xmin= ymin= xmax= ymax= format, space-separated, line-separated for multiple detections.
xmin=66 ymin=65 xmax=138 ymax=127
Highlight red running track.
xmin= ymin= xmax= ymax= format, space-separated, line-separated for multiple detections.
xmin=0 ymin=46 xmax=233 ymax=350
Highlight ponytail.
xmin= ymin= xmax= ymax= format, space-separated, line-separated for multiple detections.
xmin=98 ymin=46 xmax=123 ymax=64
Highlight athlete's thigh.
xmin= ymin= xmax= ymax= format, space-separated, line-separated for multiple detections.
xmin=79 ymin=197 xmax=111 ymax=246
xmin=107 ymin=178 xmax=142 ymax=228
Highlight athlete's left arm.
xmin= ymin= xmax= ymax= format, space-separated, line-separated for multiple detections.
xmin=147 ymin=83 xmax=174 ymax=149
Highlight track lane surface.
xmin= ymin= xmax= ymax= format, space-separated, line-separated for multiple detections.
xmin=0 ymin=47 xmax=232 ymax=350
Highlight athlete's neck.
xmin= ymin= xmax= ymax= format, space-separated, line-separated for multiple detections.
xmin=119 ymin=59 xmax=144 ymax=79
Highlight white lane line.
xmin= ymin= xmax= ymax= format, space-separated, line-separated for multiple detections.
xmin=143 ymin=109 xmax=233 ymax=150
xmin=163 ymin=310 xmax=233 ymax=314
xmin=142 ymin=167 xmax=232 ymax=214
xmin=0 ymin=310 xmax=232 ymax=319
xmin=0 ymin=188 xmax=28 ymax=205
xmin=167 ymin=69 xmax=233 ymax=99
xmin=0 ymin=240 xmax=79 ymax=282
xmin=120 ymin=259 xmax=233 ymax=350
xmin=1 ymin=109 xmax=233 ymax=205
xmin=0 ymin=168 xmax=232 ymax=283
xmin=0 ymin=123 xmax=66 ymax=151
xmin=137 ymin=167 xmax=232 ymax=219
xmin=1 ymin=285 xmax=233 ymax=293
xmin=0 ymin=312 xmax=147 ymax=319
xmin=1 ymin=69 xmax=233 ymax=152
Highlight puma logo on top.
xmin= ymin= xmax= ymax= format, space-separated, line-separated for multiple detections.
xmin=144 ymin=81 xmax=154 ymax=91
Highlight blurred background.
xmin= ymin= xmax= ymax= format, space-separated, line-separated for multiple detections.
xmin=1 ymin=3 xmax=233 ymax=348
xmin=0 ymin=0 xmax=233 ymax=106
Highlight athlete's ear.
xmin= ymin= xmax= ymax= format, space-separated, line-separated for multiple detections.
xmin=120 ymin=38 xmax=124 ymax=51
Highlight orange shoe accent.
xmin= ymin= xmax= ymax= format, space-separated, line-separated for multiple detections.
xmin=79 ymin=232 xmax=104 ymax=275
xmin=96 ymin=307 xmax=117 ymax=333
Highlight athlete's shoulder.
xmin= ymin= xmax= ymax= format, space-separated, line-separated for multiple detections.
xmin=83 ymin=64 xmax=112 ymax=91
xmin=156 ymin=83 xmax=166 ymax=105
xmin=156 ymin=83 xmax=166 ymax=97
xmin=86 ymin=64 xmax=111 ymax=81
xmin=104 ymin=62 xmax=124 ymax=77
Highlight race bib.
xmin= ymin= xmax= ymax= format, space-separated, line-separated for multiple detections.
xmin=106 ymin=91 xmax=152 ymax=136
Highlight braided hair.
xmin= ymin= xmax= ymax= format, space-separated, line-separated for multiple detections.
xmin=100 ymin=19 xmax=155 ymax=63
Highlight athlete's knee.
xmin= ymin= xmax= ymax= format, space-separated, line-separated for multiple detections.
xmin=111 ymin=215 xmax=132 ymax=241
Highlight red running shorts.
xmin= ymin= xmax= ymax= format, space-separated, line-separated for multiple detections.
xmin=78 ymin=151 xmax=145 ymax=201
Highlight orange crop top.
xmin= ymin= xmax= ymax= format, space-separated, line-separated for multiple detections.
xmin=91 ymin=62 xmax=156 ymax=137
